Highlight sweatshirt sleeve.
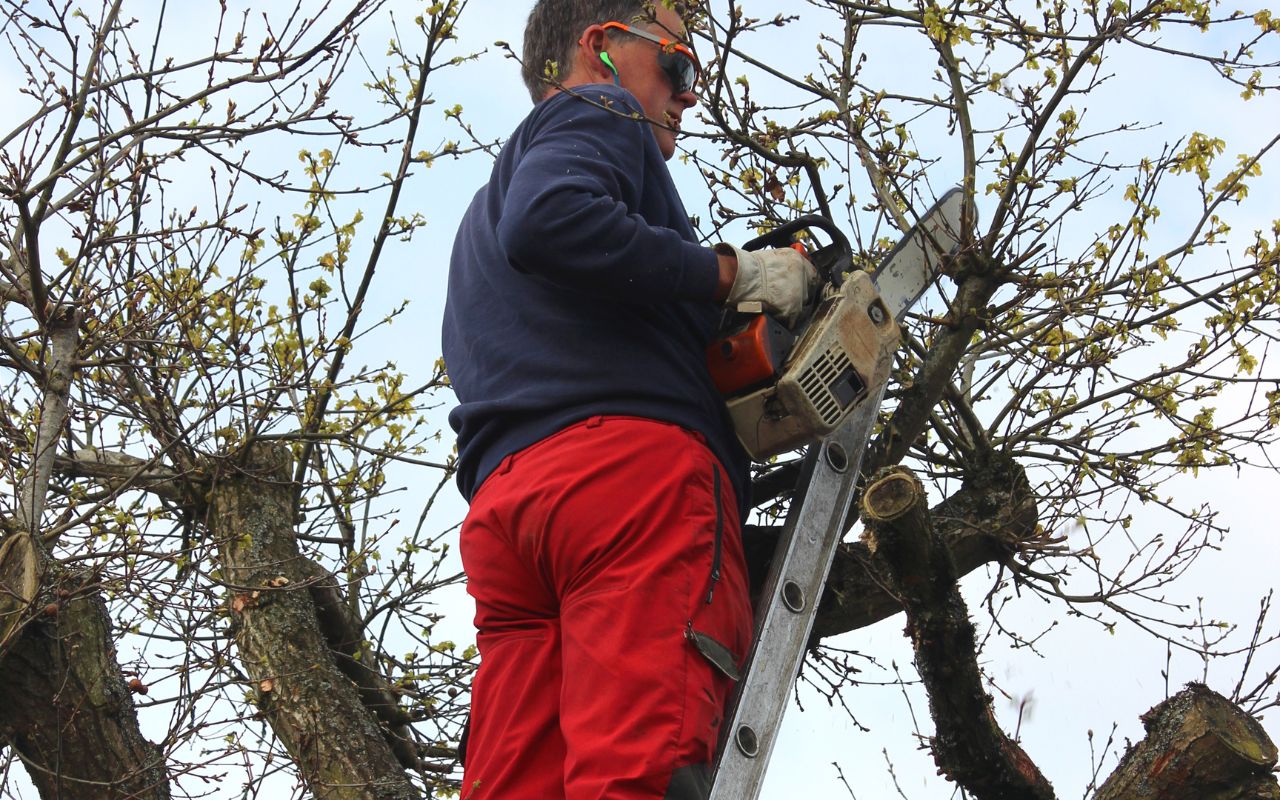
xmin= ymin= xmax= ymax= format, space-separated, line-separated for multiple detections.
xmin=495 ymin=87 xmax=719 ymax=302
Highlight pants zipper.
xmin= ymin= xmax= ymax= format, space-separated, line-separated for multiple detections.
xmin=706 ymin=465 xmax=724 ymax=605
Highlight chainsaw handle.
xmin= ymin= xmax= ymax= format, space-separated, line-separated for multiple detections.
xmin=741 ymin=215 xmax=852 ymax=289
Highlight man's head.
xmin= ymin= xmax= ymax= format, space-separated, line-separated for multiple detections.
xmin=522 ymin=1 xmax=700 ymax=160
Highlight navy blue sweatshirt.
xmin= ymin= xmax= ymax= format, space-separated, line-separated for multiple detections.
xmin=442 ymin=84 xmax=750 ymax=508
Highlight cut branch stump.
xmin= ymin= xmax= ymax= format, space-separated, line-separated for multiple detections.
xmin=811 ymin=450 xmax=1038 ymax=640
xmin=1094 ymin=683 xmax=1279 ymax=800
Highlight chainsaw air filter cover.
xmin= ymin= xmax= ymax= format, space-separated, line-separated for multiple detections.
xmin=726 ymin=271 xmax=898 ymax=461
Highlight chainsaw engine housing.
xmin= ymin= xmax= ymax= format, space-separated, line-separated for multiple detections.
xmin=725 ymin=271 xmax=898 ymax=461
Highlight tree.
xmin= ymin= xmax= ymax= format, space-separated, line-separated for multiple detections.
xmin=683 ymin=0 xmax=1280 ymax=796
xmin=0 ymin=0 xmax=1277 ymax=799
xmin=0 ymin=1 xmax=484 ymax=797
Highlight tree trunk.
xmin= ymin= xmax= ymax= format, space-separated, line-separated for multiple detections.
xmin=862 ymin=465 xmax=1056 ymax=800
xmin=209 ymin=443 xmax=419 ymax=800
xmin=0 ymin=308 xmax=171 ymax=799
xmin=849 ymin=468 xmax=1280 ymax=800
xmin=0 ymin=579 xmax=171 ymax=800
xmin=300 ymin=557 xmax=429 ymax=772
xmin=1094 ymin=683 xmax=1279 ymax=800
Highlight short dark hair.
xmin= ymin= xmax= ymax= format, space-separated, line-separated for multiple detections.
xmin=521 ymin=0 xmax=653 ymax=104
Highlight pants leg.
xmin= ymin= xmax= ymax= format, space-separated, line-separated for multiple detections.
xmin=460 ymin=489 xmax=567 ymax=798
xmin=460 ymin=417 xmax=752 ymax=800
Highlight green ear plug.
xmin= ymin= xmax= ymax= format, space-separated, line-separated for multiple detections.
xmin=600 ymin=51 xmax=620 ymax=84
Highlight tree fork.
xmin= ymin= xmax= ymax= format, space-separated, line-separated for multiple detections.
xmin=861 ymin=465 xmax=1056 ymax=800
xmin=0 ymin=304 xmax=172 ymax=798
xmin=804 ymin=451 xmax=1038 ymax=639
xmin=210 ymin=443 xmax=419 ymax=800
xmin=300 ymin=557 xmax=434 ymax=772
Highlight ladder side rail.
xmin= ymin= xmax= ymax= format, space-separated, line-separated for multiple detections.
xmin=708 ymin=393 xmax=883 ymax=799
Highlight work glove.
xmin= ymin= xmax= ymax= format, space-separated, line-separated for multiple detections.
xmin=716 ymin=243 xmax=820 ymax=328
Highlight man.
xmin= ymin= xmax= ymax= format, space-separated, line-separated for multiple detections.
xmin=442 ymin=2 xmax=815 ymax=797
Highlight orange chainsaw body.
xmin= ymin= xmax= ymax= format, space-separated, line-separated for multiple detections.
xmin=706 ymin=315 xmax=796 ymax=397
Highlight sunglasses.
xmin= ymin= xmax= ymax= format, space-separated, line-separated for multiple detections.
xmin=601 ymin=21 xmax=701 ymax=94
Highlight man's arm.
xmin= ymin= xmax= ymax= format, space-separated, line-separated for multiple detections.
xmin=496 ymin=89 xmax=720 ymax=303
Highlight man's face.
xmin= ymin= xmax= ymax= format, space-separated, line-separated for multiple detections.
xmin=608 ymin=5 xmax=698 ymax=160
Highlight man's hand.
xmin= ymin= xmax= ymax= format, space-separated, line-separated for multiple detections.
xmin=715 ymin=244 xmax=820 ymax=327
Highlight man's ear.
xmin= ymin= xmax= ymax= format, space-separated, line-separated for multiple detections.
xmin=577 ymin=25 xmax=615 ymax=83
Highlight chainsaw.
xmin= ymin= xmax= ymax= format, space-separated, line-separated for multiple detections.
xmin=707 ymin=216 xmax=900 ymax=462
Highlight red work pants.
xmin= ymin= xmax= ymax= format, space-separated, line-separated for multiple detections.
xmin=460 ymin=416 xmax=752 ymax=799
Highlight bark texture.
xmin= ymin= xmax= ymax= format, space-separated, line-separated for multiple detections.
xmin=0 ymin=532 xmax=38 ymax=658
xmin=210 ymin=443 xmax=418 ymax=800
xmin=0 ymin=578 xmax=171 ymax=800
xmin=1094 ymin=683 xmax=1279 ymax=800
xmin=299 ymin=557 xmax=427 ymax=771
xmin=862 ymin=465 xmax=1056 ymax=800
